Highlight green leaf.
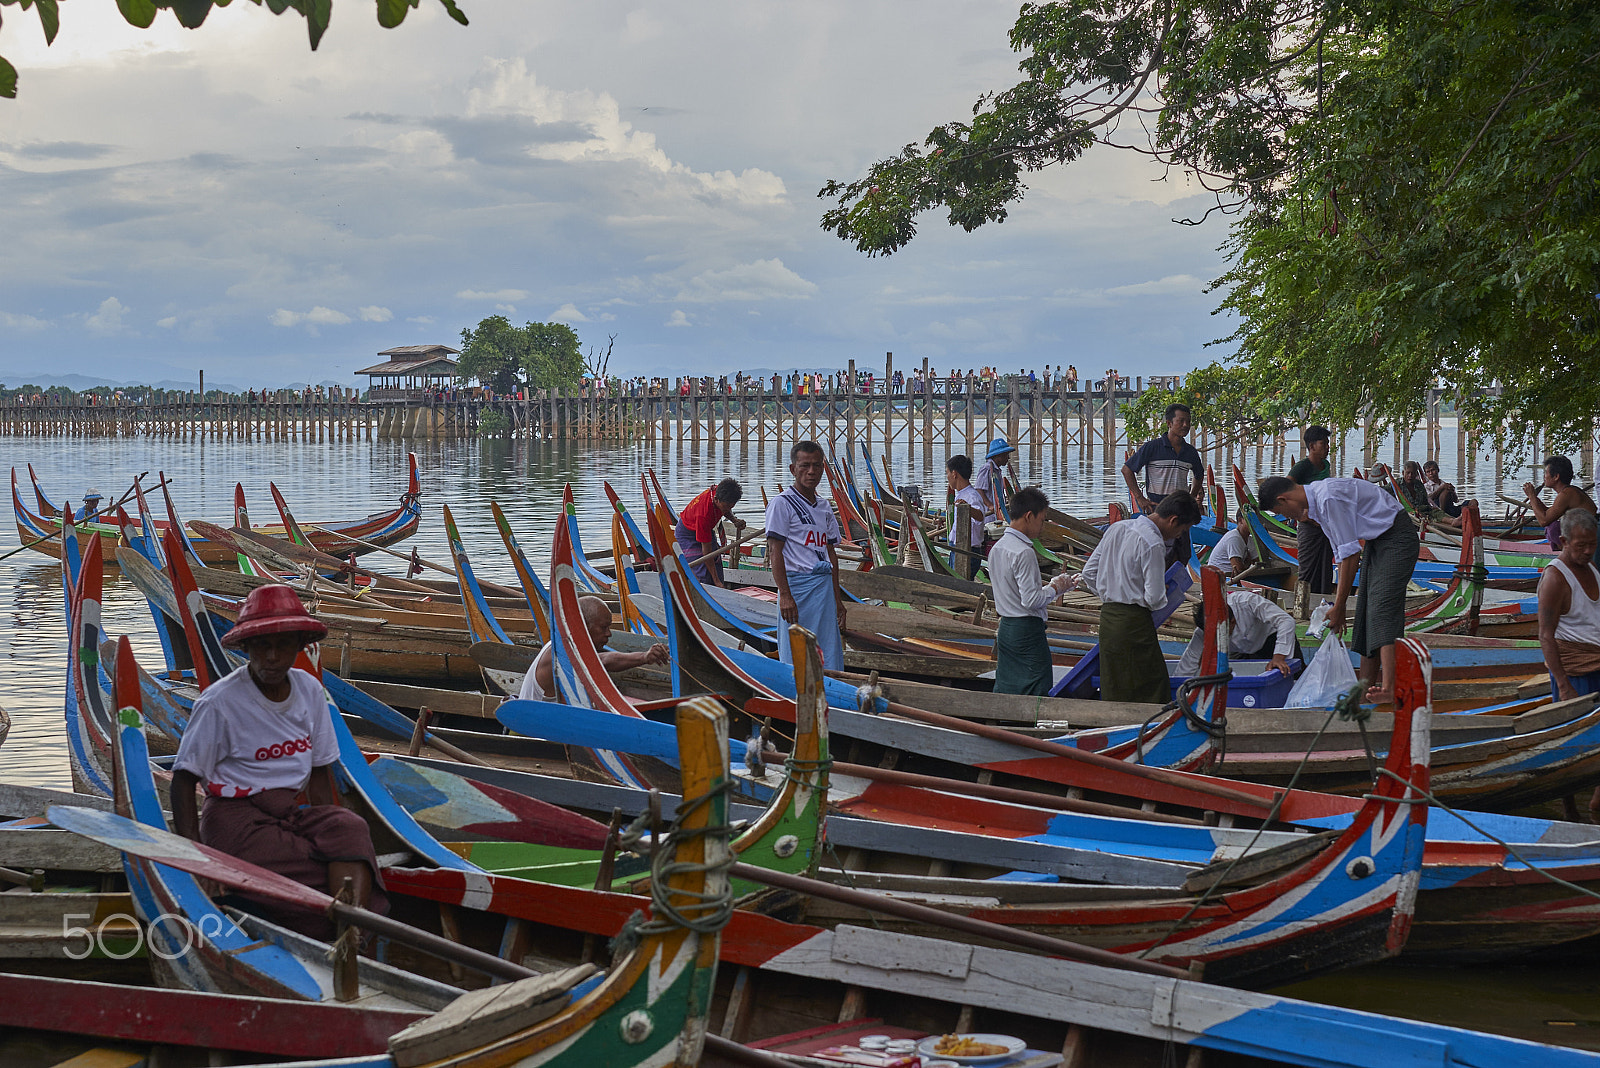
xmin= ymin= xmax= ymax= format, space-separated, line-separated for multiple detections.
xmin=116 ymin=0 xmax=158 ymax=29
xmin=435 ymin=0 xmax=467 ymax=27
xmin=304 ymin=0 xmax=330 ymax=48
xmin=0 ymin=54 xmax=16 ymax=100
xmin=169 ymin=0 xmax=214 ymax=28
xmin=375 ymin=0 xmax=410 ymax=29
xmin=35 ymin=0 xmax=58 ymax=44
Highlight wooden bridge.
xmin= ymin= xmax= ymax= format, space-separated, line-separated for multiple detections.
xmin=0 ymin=359 xmax=1554 ymax=485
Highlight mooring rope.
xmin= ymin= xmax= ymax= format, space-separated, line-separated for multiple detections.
xmin=611 ymin=778 xmax=736 ymax=952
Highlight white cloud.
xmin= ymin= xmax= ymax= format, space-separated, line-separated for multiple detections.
xmin=664 ymin=309 xmax=692 ymax=328
xmin=463 ymin=59 xmax=786 ymax=206
xmin=0 ymin=311 xmax=50 ymax=331
xmin=85 ymin=297 xmax=128 ymax=335
xmin=270 ymin=306 xmax=352 ymax=327
xmin=156 ymin=316 xmax=178 ymax=328
xmin=494 ymin=303 xmax=518 ymax=314
xmin=358 ymin=305 xmax=393 ymax=322
xmin=675 ymin=259 xmax=817 ymax=303
xmin=550 ymin=302 xmax=590 ymax=323
xmin=457 ymin=288 xmax=528 ymax=302
xmin=407 ymin=315 xmax=437 ymax=324
xmin=1104 ymin=274 xmax=1203 ymax=298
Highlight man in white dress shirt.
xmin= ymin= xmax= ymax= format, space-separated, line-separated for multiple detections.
xmin=1178 ymin=590 xmax=1300 ymax=677
xmin=1257 ymin=474 xmax=1419 ymax=705
xmin=989 ymin=486 xmax=1076 ymax=695
xmin=1081 ymin=491 xmax=1202 ymax=703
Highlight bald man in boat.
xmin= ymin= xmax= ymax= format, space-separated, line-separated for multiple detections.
xmin=171 ymin=585 xmax=386 ymax=939
xmin=516 ymin=595 xmax=669 ymax=703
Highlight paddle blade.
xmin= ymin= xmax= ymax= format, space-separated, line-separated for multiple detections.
xmin=46 ymin=804 xmax=334 ymax=915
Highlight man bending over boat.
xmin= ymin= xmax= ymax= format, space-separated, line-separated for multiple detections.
xmin=1178 ymin=591 xmax=1300 ymax=679
xmin=1081 ymin=491 xmax=1202 ymax=704
xmin=990 ymin=486 xmax=1077 ymax=695
xmin=677 ymin=478 xmax=745 ymax=587
xmin=516 ymin=595 xmax=669 ymax=702
xmin=170 ymin=585 xmax=387 ymax=938
xmin=767 ymin=440 xmax=847 ymax=670
xmin=1257 ymin=475 xmax=1418 ymax=705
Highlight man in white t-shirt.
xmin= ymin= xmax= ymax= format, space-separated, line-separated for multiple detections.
xmin=516 ymin=595 xmax=669 ymax=702
xmin=171 ymin=585 xmax=384 ymax=938
xmin=1209 ymin=511 xmax=1257 ymax=579
xmin=766 ymin=440 xmax=846 ymax=669
xmin=945 ymin=453 xmax=991 ymax=576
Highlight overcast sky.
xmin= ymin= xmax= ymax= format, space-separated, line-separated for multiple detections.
xmin=0 ymin=1 xmax=1234 ymax=388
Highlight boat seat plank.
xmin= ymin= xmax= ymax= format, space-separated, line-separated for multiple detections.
xmin=386 ymin=963 xmax=598 ymax=1067
xmin=0 ymin=829 xmax=124 ymax=873
xmin=48 ymin=1051 xmax=145 ymax=1068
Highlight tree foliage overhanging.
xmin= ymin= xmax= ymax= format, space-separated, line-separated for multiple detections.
xmin=0 ymin=0 xmax=468 ymax=99
xmin=818 ymin=0 xmax=1600 ymax=444
xmin=458 ymin=315 xmax=584 ymax=394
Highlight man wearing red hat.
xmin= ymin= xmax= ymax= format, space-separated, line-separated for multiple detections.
xmin=171 ymin=585 xmax=386 ymax=937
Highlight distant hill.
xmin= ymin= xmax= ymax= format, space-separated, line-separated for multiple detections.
xmin=0 ymin=371 xmax=348 ymax=393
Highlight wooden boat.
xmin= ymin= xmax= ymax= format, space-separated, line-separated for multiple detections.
xmin=77 ymin=492 xmax=1600 ymax=965
xmin=75 ymin=623 xmax=735 ymax=1068
xmin=13 ymin=467 xmax=122 ymax=562
xmin=495 ymin=621 xmax=1431 ymax=987
xmin=51 ymin=780 xmax=1599 ymax=1068
xmin=0 ymin=974 xmax=431 ymax=1063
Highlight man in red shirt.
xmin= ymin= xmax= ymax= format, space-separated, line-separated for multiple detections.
xmin=677 ymin=478 xmax=745 ymax=587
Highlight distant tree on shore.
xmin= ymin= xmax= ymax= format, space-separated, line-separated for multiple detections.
xmin=457 ymin=315 xmax=584 ymax=393
xmin=1 ymin=0 xmax=468 ymax=99
xmin=820 ymin=0 xmax=1598 ymax=449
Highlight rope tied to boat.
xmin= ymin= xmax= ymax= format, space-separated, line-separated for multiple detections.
xmin=1334 ymin=682 xmax=1378 ymax=779
xmin=610 ymin=777 xmax=736 ymax=955
xmin=1134 ymin=671 xmax=1232 ymax=766
xmin=782 ymin=753 xmax=833 ymax=788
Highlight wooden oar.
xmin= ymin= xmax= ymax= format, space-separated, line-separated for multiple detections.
xmin=46 ymin=803 xmax=533 ymax=981
xmin=0 ymin=473 xmax=170 ymax=561
xmin=299 ymin=523 xmax=457 ymax=578
xmin=685 ymin=525 xmax=765 ymax=569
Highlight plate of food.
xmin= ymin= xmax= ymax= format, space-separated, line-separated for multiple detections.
xmin=914 ymin=1034 xmax=1027 ymax=1064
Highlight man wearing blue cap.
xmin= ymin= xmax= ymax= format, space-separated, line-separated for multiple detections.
xmin=975 ymin=437 xmax=1016 ymax=521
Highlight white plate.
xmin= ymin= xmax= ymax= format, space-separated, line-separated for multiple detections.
xmin=914 ymin=1034 xmax=1027 ymax=1065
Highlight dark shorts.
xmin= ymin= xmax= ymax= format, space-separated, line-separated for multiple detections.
xmin=1297 ymin=519 xmax=1335 ymax=594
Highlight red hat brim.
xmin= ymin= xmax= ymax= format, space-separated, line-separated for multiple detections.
xmin=222 ymin=615 xmax=329 ymax=648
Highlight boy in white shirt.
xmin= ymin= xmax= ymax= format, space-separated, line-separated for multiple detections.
xmin=989 ymin=487 xmax=1076 ymax=695
xmin=766 ymin=441 xmax=847 ymax=670
xmin=171 ymin=585 xmax=384 ymax=938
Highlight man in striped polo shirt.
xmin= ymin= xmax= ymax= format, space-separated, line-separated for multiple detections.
xmin=1122 ymin=402 xmax=1204 ymax=568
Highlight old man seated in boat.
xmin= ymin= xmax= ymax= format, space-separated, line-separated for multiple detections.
xmin=517 ymin=594 xmax=669 ymax=702
xmin=170 ymin=584 xmax=387 ymax=937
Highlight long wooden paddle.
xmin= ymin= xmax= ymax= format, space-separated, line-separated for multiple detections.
xmin=0 ymin=473 xmax=170 ymax=562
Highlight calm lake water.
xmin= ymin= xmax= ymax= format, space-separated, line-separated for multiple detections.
xmin=3 ymin=428 xmax=1593 ymax=1051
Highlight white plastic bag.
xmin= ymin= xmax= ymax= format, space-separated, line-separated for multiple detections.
xmin=1285 ymin=636 xmax=1360 ymax=708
